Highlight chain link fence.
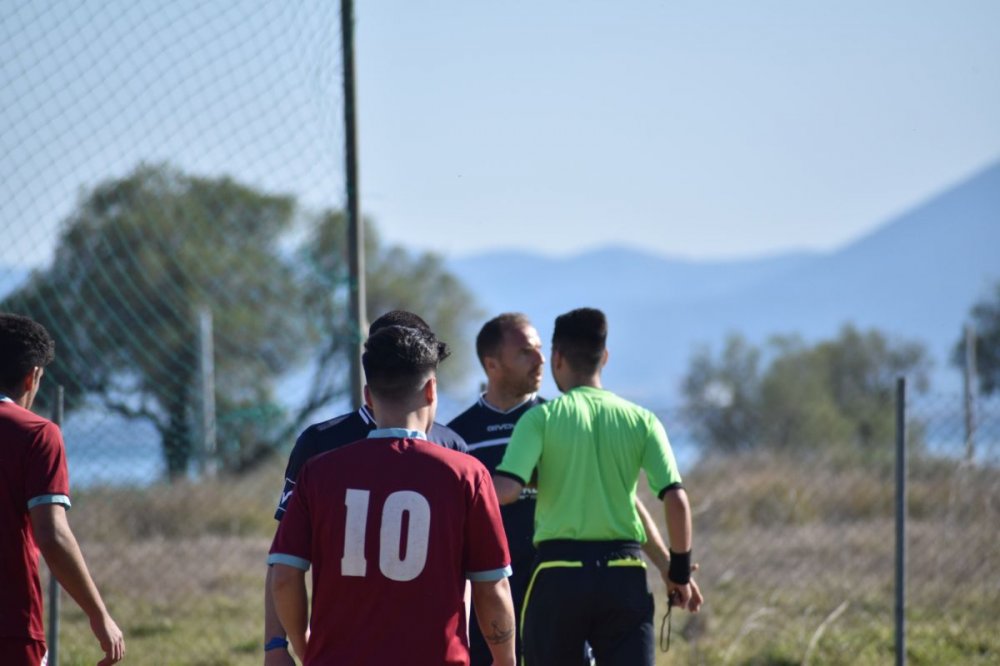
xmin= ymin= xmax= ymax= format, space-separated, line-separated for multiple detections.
xmin=17 ymin=389 xmax=998 ymax=665
xmin=1 ymin=2 xmax=345 ymax=664
xmin=4 ymin=3 xmax=999 ymax=665
xmin=646 ymin=391 xmax=1000 ymax=665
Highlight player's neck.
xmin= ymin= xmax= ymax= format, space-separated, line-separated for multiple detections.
xmin=484 ymin=385 xmax=533 ymax=412
xmin=561 ymin=373 xmax=602 ymax=391
xmin=370 ymin=405 xmax=432 ymax=434
xmin=0 ymin=386 xmax=29 ymax=408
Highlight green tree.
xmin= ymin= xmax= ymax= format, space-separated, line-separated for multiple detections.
xmin=3 ymin=164 xmax=481 ymax=479
xmin=293 ymin=209 xmax=480 ymax=423
xmin=681 ymin=333 xmax=763 ymax=452
xmin=4 ymin=165 xmax=313 ymax=478
xmin=682 ymin=325 xmax=929 ymax=457
xmin=953 ymin=281 xmax=1000 ymax=395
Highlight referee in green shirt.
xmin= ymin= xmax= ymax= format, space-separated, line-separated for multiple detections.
xmin=494 ymin=307 xmax=702 ymax=666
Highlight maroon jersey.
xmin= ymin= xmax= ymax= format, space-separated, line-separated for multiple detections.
xmin=0 ymin=399 xmax=71 ymax=641
xmin=269 ymin=428 xmax=511 ymax=666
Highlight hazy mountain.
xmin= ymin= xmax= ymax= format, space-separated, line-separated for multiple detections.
xmin=4 ymin=161 xmax=997 ymax=409
xmin=447 ymin=160 xmax=1000 ymax=404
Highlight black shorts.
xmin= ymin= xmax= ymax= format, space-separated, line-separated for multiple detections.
xmin=521 ymin=540 xmax=654 ymax=666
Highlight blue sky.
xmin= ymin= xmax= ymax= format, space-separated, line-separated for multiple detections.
xmin=2 ymin=0 xmax=999 ymax=268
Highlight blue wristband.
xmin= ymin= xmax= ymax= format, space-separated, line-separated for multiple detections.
xmin=264 ymin=637 xmax=289 ymax=651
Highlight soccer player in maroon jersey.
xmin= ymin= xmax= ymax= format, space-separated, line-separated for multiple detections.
xmin=0 ymin=313 xmax=125 ymax=666
xmin=269 ymin=324 xmax=516 ymax=665
xmin=263 ymin=311 xmax=469 ymax=664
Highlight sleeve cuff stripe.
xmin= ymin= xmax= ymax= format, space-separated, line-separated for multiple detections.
xmin=657 ymin=482 xmax=684 ymax=500
xmin=467 ymin=565 xmax=513 ymax=582
xmin=27 ymin=494 xmax=71 ymax=510
xmin=268 ymin=553 xmax=311 ymax=571
xmin=494 ymin=470 xmax=528 ymax=486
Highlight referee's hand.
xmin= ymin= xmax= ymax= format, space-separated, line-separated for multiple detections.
xmin=667 ymin=563 xmax=703 ymax=613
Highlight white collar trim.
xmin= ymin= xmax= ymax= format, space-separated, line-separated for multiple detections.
xmin=368 ymin=427 xmax=426 ymax=440
xmin=478 ymin=392 xmax=537 ymax=415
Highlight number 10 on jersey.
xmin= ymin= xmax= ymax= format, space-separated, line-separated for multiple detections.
xmin=342 ymin=488 xmax=432 ymax=581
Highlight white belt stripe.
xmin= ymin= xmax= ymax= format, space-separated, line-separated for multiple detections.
xmin=466 ymin=437 xmax=510 ymax=452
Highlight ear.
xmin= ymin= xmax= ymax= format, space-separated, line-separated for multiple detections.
xmin=24 ymin=366 xmax=42 ymax=393
xmin=483 ymin=356 xmax=500 ymax=375
xmin=363 ymin=384 xmax=373 ymax=411
xmin=600 ymin=349 xmax=609 ymax=368
xmin=13 ymin=367 xmax=43 ymax=409
xmin=423 ymin=376 xmax=437 ymax=405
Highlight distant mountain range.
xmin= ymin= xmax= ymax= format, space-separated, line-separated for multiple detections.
xmin=447 ymin=160 xmax=1000 ymax=404
xmin=3 ymin=161 xmax=997 ymax=409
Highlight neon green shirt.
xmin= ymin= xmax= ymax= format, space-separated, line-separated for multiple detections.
xmin=496 ymin=386 xmax=682 ymax=544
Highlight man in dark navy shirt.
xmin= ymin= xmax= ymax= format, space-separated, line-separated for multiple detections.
xmin=263 ymin=311 xmax=467 ymax=665
xmin=448 ymin=313 xmax=545 ymax=666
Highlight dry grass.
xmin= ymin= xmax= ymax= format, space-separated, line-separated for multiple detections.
xmin=44 ymin=452 xmax=1000 ymax=665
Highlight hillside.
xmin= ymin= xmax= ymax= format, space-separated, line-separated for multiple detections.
xmin=447 ymin=160 xmax=1000 ymax=403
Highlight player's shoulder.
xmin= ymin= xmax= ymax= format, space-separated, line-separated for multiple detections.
xmin=310 ymin=407 xmax=369 ymax=434
xmin=447 ymin=399 xmax=483 ymax=428
xmin=413 ymin=437 xmax=488 ymax=475
xmin=427 ymin=421 xmax=468 ymax=452
xmin=593 ymin=391 xmax=662 ymax=432
xmin=522 ymin=393 xmax=558 ymax=416
xmin=0 ymin=401 xmax=57 ymax=435
xmin=296 ymin=408 xmax=369 ymax=446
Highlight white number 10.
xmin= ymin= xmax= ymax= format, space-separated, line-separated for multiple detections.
xmin=341 ymin=488 xmax=431 ymax=581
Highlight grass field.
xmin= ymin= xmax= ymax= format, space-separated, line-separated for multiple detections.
xmin=45 ymin=452 xmax=999 ymax=665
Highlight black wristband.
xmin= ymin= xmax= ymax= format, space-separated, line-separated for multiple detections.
xmin=668 ymin=550 xmax=691 ymax=585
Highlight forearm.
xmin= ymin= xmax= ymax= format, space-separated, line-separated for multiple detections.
xmin=492 ymin=475 xmax=524 ymax=505
xmin=264 ymin=566 xmax=287 ymax=639
xmin=471 ymin=578 xmax=516 ymax=666
xmin=271 ymin=565 xmax=309 ymax=658
xmin=636 ymin=498 xmax=670 ymax=573
xmin=662 ymin=488 xmax=692 ymax=555
xmin=33 ymin=514 xmax=108 ymax=621
xmin=264 ymin=565 xmax=298 ymax=664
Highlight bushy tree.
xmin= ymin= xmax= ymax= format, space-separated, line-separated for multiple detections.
xmin=682 ymin=333 xmax=762 ymax=452
xmin=292 ymin=210 xmax=480 ymax=424
xmin=3 ymin=164 xmax=480 ymax=479
xmin=5 ymin=165 xmax=309 ymax=478
xmin=682 ymin=325 xmax=929 ymax=457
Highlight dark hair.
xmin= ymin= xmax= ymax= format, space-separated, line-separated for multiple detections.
xmin=476 ymin=313 xmax=532 ymax=367
xmin=369 ymin=310 xmax=431 ymax=336
xmin=552 ymin=308 xmax=607 ymax=374
xmin=0 ymin=313 xmax=55 ymax=390
xmin=362 ymin=325 xmax=450 ymax=402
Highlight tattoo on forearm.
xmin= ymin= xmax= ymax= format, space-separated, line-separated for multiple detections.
xmin=484 ymin=620 xmax=514 ymax=645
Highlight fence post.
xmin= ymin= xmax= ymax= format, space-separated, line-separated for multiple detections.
xmin=894 ymin=377 xmax=906 ymax=666
xmin=48 ymin=385 xmax=64 ymax=666
xmin=963 ymin=324 xmax=977 ymax=461
xmin=341 ymin=0 xmax=368 ymax=410
xmin=198 ymin=305 xmax=217 ymax=476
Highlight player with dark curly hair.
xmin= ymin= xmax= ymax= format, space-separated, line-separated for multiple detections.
xmin=0 ymin=313 xmax=125 ymax=666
